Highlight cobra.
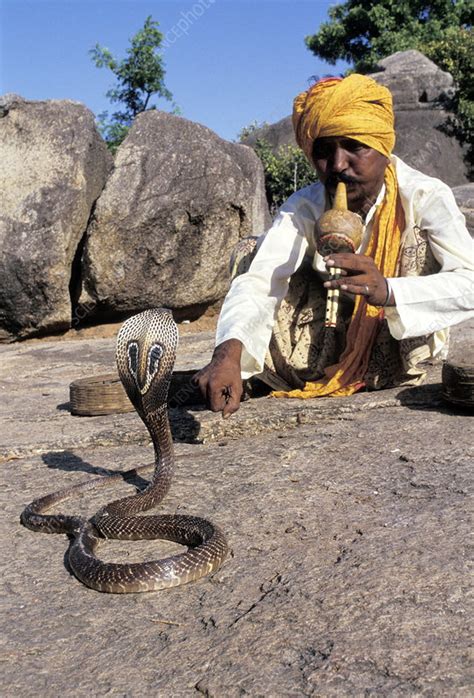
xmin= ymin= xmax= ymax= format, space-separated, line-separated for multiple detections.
xmin=20 ymin=308 xmax=228 ymax=593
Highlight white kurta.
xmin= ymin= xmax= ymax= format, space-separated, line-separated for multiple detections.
xmin=216 ymin=155 xmax=474 ymax=378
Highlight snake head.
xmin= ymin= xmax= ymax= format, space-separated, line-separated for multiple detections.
xmin=116 ymin=308 xmax=178 ymax=415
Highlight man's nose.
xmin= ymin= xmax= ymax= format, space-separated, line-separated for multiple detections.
xmin=331 ymin=146 xmax=349 ymax=172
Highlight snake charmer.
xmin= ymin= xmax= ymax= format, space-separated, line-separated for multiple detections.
xmin=195 ymin=74 xmax=474 ymax=414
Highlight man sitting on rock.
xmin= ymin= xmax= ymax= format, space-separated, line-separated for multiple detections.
xmin=195 ymin=74 xmax=473 ymax=416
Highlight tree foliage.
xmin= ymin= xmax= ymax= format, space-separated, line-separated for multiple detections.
xmin=305 ymin=0 xmax=473 ymax=166
xmin=90 ymin=16 xmax=174 ymax=152
xmin=419 ymin=26 xmax=473 ymax=153
xmin=237 ymin=123 xmax=317 ymax=212
xmin=305 ymin=1 xmax=472 ymax=72
xmin=253 ymin=139 xmax=317 ymax=214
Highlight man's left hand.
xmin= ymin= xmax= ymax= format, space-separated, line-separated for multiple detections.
xmin=323 ymin=253 xmax=394 ymax=307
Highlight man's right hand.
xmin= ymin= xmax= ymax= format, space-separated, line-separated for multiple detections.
xmin=193 ymin=339 xmax=243 ymax=418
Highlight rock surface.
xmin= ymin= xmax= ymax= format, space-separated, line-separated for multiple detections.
xmin=244 ymin=114 xmax=294 ymax=152
xmin=242 ymin=51 xmax=469 ymax=187
xmin=79 ymin=111 xmax=271 ymax=321
xmin=1 ymin=320 xmax=472 ymax=695
xmin=370 ymin=51 xmax=468 ymax=185
xmin=452 ymin=183 xmax=474 ymax=235
xmin=369 ymin=50 xmax=455 ymax=108
xmin=0 ymin=95 xmax=112 ymax=341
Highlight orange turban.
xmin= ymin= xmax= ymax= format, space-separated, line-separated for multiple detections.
xmin=293 ymin=74 xmax=395 ymax=161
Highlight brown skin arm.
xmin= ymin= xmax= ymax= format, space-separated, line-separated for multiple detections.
xmin=193 ymin=338 xmax=243 ymax=418
xmin=324 ymin=253 xmax=395 ymax=307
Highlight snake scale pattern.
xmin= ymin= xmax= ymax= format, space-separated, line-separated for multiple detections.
xmin=21 ymin=308 xmax=228 ymax=593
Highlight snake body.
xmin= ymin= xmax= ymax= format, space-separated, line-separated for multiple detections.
xmin=21 ymin=308 xmax=228 ymax=593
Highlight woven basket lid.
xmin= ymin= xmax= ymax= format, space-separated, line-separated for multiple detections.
xmin=69 ymin=369 xmax=204 ymax=416
xmin=442 ymin=360 xmax=474 ymax=409
xmin=69 ymin=373 xmax=133 ymax=416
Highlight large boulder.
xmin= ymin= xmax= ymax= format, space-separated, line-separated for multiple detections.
xmin=0 ymin=95 xmax=112 ymax=340
xmin=369 ymin=50 xmax=455 ymax=107
xmin=79 ymin=111 xmax=271 ymax=320
xmin=243 ymin=115 xmax=294 ymax=153
xmin=369 ymin=50 xmax=468 ymax=185
xmin=242 ymin=51 xmax=469 ymax=187
xmin=452 ymin=183 xmax=474 ymax=236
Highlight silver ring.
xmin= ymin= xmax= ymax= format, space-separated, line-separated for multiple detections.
xmin=364 ymin=284 xmax=370 ymax=295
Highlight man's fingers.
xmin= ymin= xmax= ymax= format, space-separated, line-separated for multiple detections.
xmin=324 ymin=274 xmax=370 ymax=291
xmin=323 ymin=252 xmax=388 ymax=304
xmin=206 ymin=384 xmax=242 ymax=417
xmin=325 ymin=253 xmax=373 ymax=273
xmin=193 ymin=347 xmax=243 ymax=417
xmin=192 ymin=369 xmax=210 ymax=401
xmin=221 ymin=384 xmax=242 ymax=419
xmin=336 ymin=279 xmax=388 ymax=306
xmin=338 ymin=280 xmax=370 ymax=294
xmin=207 ymin=386 xmax=226 ymax=413
xmin=207 ymin=380 xmax=242 ymax=414
xmin=222 ymin=393 xmax=241 ymax=419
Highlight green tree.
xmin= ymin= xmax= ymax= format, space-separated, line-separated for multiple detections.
xmin=305 ymin=0 xmax=473 ymax=167
xmin=420 ymin=26 xmax=473 ymax=157
xmin=90 ymin=16 xmax=174 ymax=152
xmin=253 ymin=139 xmax=317 ymax=214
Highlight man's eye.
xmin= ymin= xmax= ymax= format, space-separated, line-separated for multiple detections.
xmin=313 ymin=145 xmax=331 ymax=158
xmin=346 ymin=141 xmax=368 ymax=153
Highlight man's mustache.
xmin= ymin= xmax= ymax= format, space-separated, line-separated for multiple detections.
xmin=326 ymin=173 xmax=358 ymax=186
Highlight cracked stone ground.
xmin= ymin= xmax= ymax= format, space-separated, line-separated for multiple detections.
xmin=1 ymin=323 xmax=472 ymax=696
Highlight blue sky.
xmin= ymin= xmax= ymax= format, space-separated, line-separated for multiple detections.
xmin=1 ymin=0 xmax=348 ymax=141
